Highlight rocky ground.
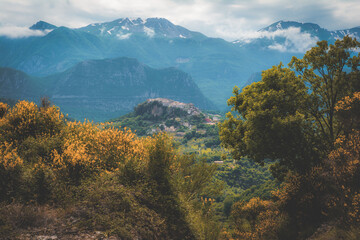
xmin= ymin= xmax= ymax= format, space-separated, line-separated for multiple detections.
xmin=0 ymin=204 xmax=119 ymax=240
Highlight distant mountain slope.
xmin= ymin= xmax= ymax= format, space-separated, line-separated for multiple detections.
xmin=11 ymin=27 xmax=105 ymax=76
xmin=0 ymin=67 xmax=42 ymax=100
xmin=0 ymin=58 xmax=214 ymax=122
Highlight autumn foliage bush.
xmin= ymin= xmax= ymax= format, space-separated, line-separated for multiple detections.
xmin=227 ymin=197 xmax=287 ymax=240
xmin=0 ymin=101 xmax=151 ymax=201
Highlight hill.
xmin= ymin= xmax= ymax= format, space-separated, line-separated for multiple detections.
xmin=110 ymin=98 xmax=220 ymax=136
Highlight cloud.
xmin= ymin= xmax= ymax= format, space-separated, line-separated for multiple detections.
xmin=143 ymin=26 xmax=155 ymax=37
xmin=329 ymin=1 xmax=360 ymax=29
xmin=116 ymin=32 xmax=132 ymax=40
xmin=266 ymin=28 xmax=319 ymax=52
xmin=0 ymin=24 xmax=50 ymax=38
xmin=237 ymin=27 xmax=319 ymax=52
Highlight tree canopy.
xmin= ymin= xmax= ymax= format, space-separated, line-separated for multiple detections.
xmin=219 ymin=36 xmax=360 ymax=180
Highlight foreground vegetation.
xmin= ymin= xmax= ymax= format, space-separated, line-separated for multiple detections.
xmin=0 ymin=100 xmax=223 ymax=239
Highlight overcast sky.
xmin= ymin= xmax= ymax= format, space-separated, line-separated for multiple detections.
xmin=0 ymin=0 xmax=359 ymax=41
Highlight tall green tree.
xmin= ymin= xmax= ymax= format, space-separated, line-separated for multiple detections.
xmin=219 ymin=36 xmax=360 ymax=180
xmin=290 ymin=36 xmax=360 ymax=147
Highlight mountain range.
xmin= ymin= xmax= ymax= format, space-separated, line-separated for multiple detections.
xmin=0 ymin=57 xmax=213 ymax=121
xmin=0 ymin=18 xmax=359 ymax=120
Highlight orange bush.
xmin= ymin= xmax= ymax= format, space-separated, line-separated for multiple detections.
xmin=0 ymin=100 xmax=165 ymax=198
xmin=0 ymin=101 xmax=64 ymax=144
xmin=325 ymin=130 xmax=360 ymax=222
xmin=0 ymin=142 xmax=23 ymax=170
xmin=51 ymin=121 xmax=150 ymax=184
xmin=230 ymin=197 xmax=286 ymax=240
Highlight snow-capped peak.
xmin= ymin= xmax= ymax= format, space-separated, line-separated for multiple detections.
xmin=78 ymin=17 xmax=198 ymax=39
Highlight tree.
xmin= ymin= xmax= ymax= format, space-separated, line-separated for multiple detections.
xmin=290 ymin=36 xmax=360 ymax=147
xmin=219 ymin=36 xmax=360 ymax=179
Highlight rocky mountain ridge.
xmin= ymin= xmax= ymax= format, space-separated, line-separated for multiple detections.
xmin=30 ymin=21 xmax=57 ymax=31
xmin=145 ymin=98 xmax=202 ymax=116
xmin=78 ymin=17 xmax=206 ymax=39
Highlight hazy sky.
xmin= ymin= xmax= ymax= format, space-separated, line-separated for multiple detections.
xmin=0 ymin=0 xmax=359 ymax=40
